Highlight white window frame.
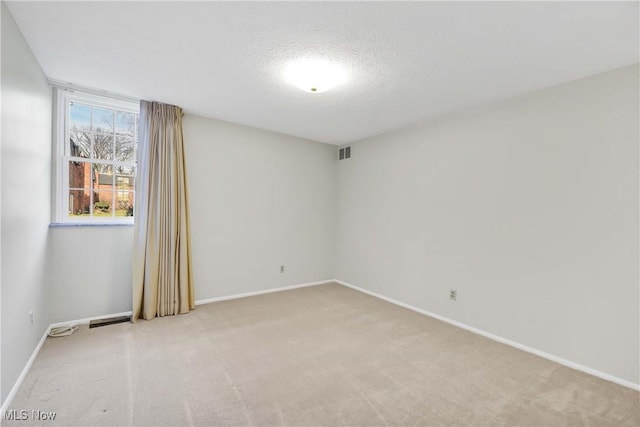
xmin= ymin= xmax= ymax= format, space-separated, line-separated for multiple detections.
xmin=53 ymin=88 xmax=139 ymax=225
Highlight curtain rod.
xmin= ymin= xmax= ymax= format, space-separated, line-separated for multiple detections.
xmin=48 ymin=79 xmax=140 ymax=104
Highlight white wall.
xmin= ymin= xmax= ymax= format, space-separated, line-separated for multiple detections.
xmin=183 ymin=115 xmax=337 ymax=299
xmin=46 ymin=227 xmax=133 ymax=323
xmin=46 ymin=115 xmax=337 ymax=322
xmin=1 ymin=2 xmax=53 ymax=404
xmin=335 ymin=64 xmax=639 ymax=385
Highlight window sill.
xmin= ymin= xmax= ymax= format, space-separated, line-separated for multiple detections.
xmin=49 ymin=222 xmax=134 ymax=228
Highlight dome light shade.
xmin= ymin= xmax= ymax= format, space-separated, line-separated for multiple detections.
xmin=283 ymin=58 xmax=349 ymax=93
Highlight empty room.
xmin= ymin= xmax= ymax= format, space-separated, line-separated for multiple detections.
xmin=1 ymin=1 xmax=638 ymax=426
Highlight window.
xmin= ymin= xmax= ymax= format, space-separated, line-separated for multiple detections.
xmin=54 ymin=89 xmax=139 ymax=224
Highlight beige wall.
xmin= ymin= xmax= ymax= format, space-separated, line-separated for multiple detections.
xmin=1 ymin=2 xmax=53 ymax=403
xmin=335 ymin=64 xmax=640 ymax=385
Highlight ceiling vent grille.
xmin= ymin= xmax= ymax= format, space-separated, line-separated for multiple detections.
xmin=339 ymin=146 xmax=351 ymax=160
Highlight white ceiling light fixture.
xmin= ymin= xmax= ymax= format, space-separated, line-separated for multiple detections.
xmin=283 ymin=58 xmax=349 ymax=93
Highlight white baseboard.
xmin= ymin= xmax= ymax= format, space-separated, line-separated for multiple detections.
xmin=334 ymin=279 xmax=640 ymax=392
xmin=0 ymin=326 xmax=50 ymax=414
xmin=5 ymin=277 xmax=633 ymax=415
xmin=47 ymin=279 xmax=334 ymax=330
xmin=45 ymin=279 xmax=333 ymax=329
xmin=195 ymin=279 xmax=333 ymax=306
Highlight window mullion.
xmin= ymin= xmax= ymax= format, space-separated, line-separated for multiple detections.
xmin=112 ymin=169 xmax=116 ymax=218
xmin=112 ymin=110 xmax=116 ymax=163
xmin=112 ymin=111 xmax=116 ymax=218
xmin=65 ymin=156 xmax=134 ymax=167
xmin=89 ymin=164 xmax=94 ymax=218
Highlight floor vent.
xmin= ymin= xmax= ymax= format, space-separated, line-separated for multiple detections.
xmin=89 ymin=315 xmax=131 ymax=329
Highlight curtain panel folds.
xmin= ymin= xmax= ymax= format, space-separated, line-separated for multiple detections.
xmin=132 ymin=101 xmax=194 ymax=321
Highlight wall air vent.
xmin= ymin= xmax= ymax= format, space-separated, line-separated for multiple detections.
xmin=338 ymin=146 xmax=351 ymax=160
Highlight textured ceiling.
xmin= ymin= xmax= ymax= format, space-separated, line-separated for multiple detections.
xmin=6 ymin=1 xmax=639 ymax=145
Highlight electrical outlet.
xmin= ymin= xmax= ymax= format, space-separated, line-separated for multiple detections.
xmin=280 ymin=265 xmax=285 ymax=273
xmin=449 ymin=290 xmax=457 ymax=301
xmin=29 ymin=310 xmax=34 ymax=324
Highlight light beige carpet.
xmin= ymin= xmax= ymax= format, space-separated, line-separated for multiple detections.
xmin=4 ymin=283 xmax=639 ymax=426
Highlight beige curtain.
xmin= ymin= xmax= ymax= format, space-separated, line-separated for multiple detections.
xmin=132 ymin=101 xmax=194 ymax=321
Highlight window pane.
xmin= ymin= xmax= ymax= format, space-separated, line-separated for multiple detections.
xmin=68 ymin=189 xmax=91 ymax=217
xmin=68 ymin=161 xmax=92 ymax=189
xmin=95 ymin=167 xmax=114 ymax=187
xmin=94 ymin=134 xmax=114 ymax=160
xmin=93 ymin=163 xmax=114 ymax=175
xmin=69 ymin=130 xmax=91 ymax=158
xmin=116 ymin=191 xmax=134 ymax=217
xmin=116 ymin=173 xmax=134 ymax=191
xmin=95 ymin=189 xmax=114 ymax=217
xmin=115 ymin=135 xmax=136 ymax=163
xmin=93 ymin=107 xmax=114 ymax=134
xmin=69 ymin=103 xmax=91 ymax=130
xmin=115 ymin=111 xmax=136 ymax=135
xmin=114 ymin=165 xmax=135 ymax=180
